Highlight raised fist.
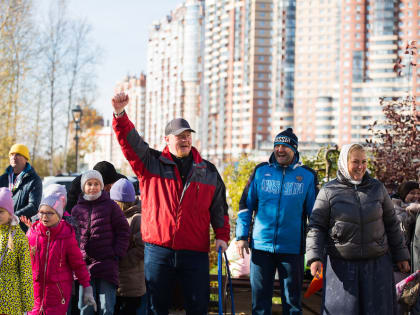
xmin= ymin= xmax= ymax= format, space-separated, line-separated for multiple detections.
xmin=112 ymin=92 xmax=129 ymax=114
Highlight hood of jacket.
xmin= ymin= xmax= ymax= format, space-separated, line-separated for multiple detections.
xmin=122 ymin=202 xmax=141 ymax=218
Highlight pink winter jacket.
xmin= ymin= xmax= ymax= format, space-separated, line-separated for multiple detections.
xmin=27 ymin=220 xmax=90 ymax=314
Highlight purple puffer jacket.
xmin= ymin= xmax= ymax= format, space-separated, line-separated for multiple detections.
xmin=71 ymin=191 xmax=130 ymax=286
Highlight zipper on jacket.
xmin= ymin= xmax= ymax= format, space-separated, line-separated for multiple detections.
xmin=354 ymin=185 xmax=363 ymax=257
xmin=273 ymin=168 xmax=286 ymax=253
xmin=56 ymin=282 xmax=66 ymax=305
xmin=41 ymin=230 xmax=51 ymax=310
xmin=172 ymin=165 xmax=196 ymax=248
xmin=59 ymin=241 xmax=64 ymax=268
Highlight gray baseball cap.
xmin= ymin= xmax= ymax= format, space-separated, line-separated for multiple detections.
xmin=165 ymin=118 xmax=195 ymax=136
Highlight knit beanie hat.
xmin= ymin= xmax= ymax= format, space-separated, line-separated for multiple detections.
xmin=39 ymin=193 xmax=66 ymax=219
xmin=43 ymin=184 xmax=67 ymax=204
xmin=93 ymin=161 xmax=122 ymax=186
xmin=9 ymin=143 xmax=30 ymax=161
xmin=81 ymin=170 xmax=104 ymax=191
xmin=273 ymin=128 xmax=299 ymax=154
xmin=110 ymin=178 xmax=136 ymax=203
xmin=0 ymin=187 xmax=14 ymax=217
xmin=398 ymin=181 xmax=420 ymax=202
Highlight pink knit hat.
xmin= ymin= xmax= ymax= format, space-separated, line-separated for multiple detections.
xmin=39 ymin=192 xmax=66 ymax=219
xmin=0 ymin=187 xmax=14 ymax=217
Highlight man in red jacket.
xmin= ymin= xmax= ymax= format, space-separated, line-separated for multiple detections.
xmin=112 ymin=92 xmax=230 ymax=315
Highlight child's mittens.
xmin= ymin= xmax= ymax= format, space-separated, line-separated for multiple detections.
xmin=82 ymin=286 xmax=97 ymax=312
xmin=406 ymin=203 xmax=420 ymax=213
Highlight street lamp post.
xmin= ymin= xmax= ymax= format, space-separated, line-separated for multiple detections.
xmin=72 ymin=105 xmax=83 ymax=173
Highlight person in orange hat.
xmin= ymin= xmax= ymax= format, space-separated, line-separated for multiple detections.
xmin=0 ymin=143 xmax=42 ymax=232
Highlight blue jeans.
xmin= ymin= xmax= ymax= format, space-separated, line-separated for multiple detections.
xmin=136 ymin=293 xmax=147 ymax=315
xmin=144 ymin=243 xmax=209 ymax=315
xmin=79 ymin=278 xmax=116 ymax=315
xmin=250 ymin=249 xmax=304 ymax=315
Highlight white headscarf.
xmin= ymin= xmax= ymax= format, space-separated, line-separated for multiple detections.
xmin=338 ymin=143 xmax=363 ymax=185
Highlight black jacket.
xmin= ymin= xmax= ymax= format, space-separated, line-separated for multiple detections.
xmin=0 ymin=163 xmax=42 ymax=232
xmin=306 ymin=171 xmax=409 ymax=264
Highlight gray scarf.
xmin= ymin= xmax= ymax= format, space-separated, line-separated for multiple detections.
xmin=83 ymin=191 xmax=102 ymax=201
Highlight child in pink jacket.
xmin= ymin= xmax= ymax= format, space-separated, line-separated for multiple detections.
xmin=27 ymin=186 xmax=96 ymax=314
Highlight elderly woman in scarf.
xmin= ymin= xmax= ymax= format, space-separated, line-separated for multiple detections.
xmin=305 ymin=143 xmax=410 ymax=315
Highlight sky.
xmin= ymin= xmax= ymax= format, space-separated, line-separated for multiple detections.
xmin=62 ymin=0 xmax=181 ymax=119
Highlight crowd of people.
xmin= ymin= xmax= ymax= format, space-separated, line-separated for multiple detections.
xmin=0 ymin=91 xmax=418 ymax=315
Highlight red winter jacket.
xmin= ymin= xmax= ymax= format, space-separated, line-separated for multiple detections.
xmin=27 ymin=220 xmax=90 ymax=314
xmin=113 ymin=113 xmax=230 ymax=252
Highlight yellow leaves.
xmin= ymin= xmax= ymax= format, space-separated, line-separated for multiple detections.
xmin=223 ymin=155 xmax=257 ymax=219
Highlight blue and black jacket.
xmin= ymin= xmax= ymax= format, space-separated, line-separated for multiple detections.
xmin=236 ymin=153 xmax=317 ymax=254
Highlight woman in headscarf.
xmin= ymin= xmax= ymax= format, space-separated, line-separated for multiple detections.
xmin=306 ymin=143 xmax=410 ymax=315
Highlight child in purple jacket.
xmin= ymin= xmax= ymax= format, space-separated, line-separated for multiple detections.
xmin=71 ymin=170 xmax=130 ymax=315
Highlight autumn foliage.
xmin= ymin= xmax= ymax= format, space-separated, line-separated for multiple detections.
xmin=223 ymin=156 xmax=257 ymax=220
xmin=366 ymin=97 xmax=420 ymax=190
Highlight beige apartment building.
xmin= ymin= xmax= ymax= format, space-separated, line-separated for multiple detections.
xmin=201 ymin=0 xmax=295 ymax=163
xmin=119 ymin=0 xmax=419 ymax=163
xmin=295 ymin=0 xmax=419 ymax=151
xmin=146 ymin=0 xmax=204 ymax=150
xmin=115 ymin=74 xmax=147 ymax=133
xmin=89 ymin=73 xmax=147 ymax=175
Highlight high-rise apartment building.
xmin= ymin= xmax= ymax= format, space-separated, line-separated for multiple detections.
xmin=294 ymin=1 xmax=342 ymax=149
xmin=108 ymin=73 xmax=147 ymax=174
xmin=201 ymin=0 xmax=295 ymax=163
xmin=142 ymin=0 xmax=418 ymax=161
xmin=270 ymin=0 xmax=295 ymax=138
xmin=115 ymin=73 xmax=147 ymax=133
xmin=146 ymin=0 xmax=204 ymax=150
xmin=295 ymin=0 xmax=419 ymax=151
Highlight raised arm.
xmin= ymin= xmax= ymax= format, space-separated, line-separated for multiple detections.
xmin=112 ymin=92 xmax=157 ymax=179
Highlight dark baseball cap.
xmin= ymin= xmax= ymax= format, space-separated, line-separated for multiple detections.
xmin=164 ymin=118 xmax=195 ymax=136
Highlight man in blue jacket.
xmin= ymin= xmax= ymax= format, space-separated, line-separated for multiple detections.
xmin=236 ymin=128 xmax=317 ymax=315
xmin=0 ymin=144 xmax=42 ymax=232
